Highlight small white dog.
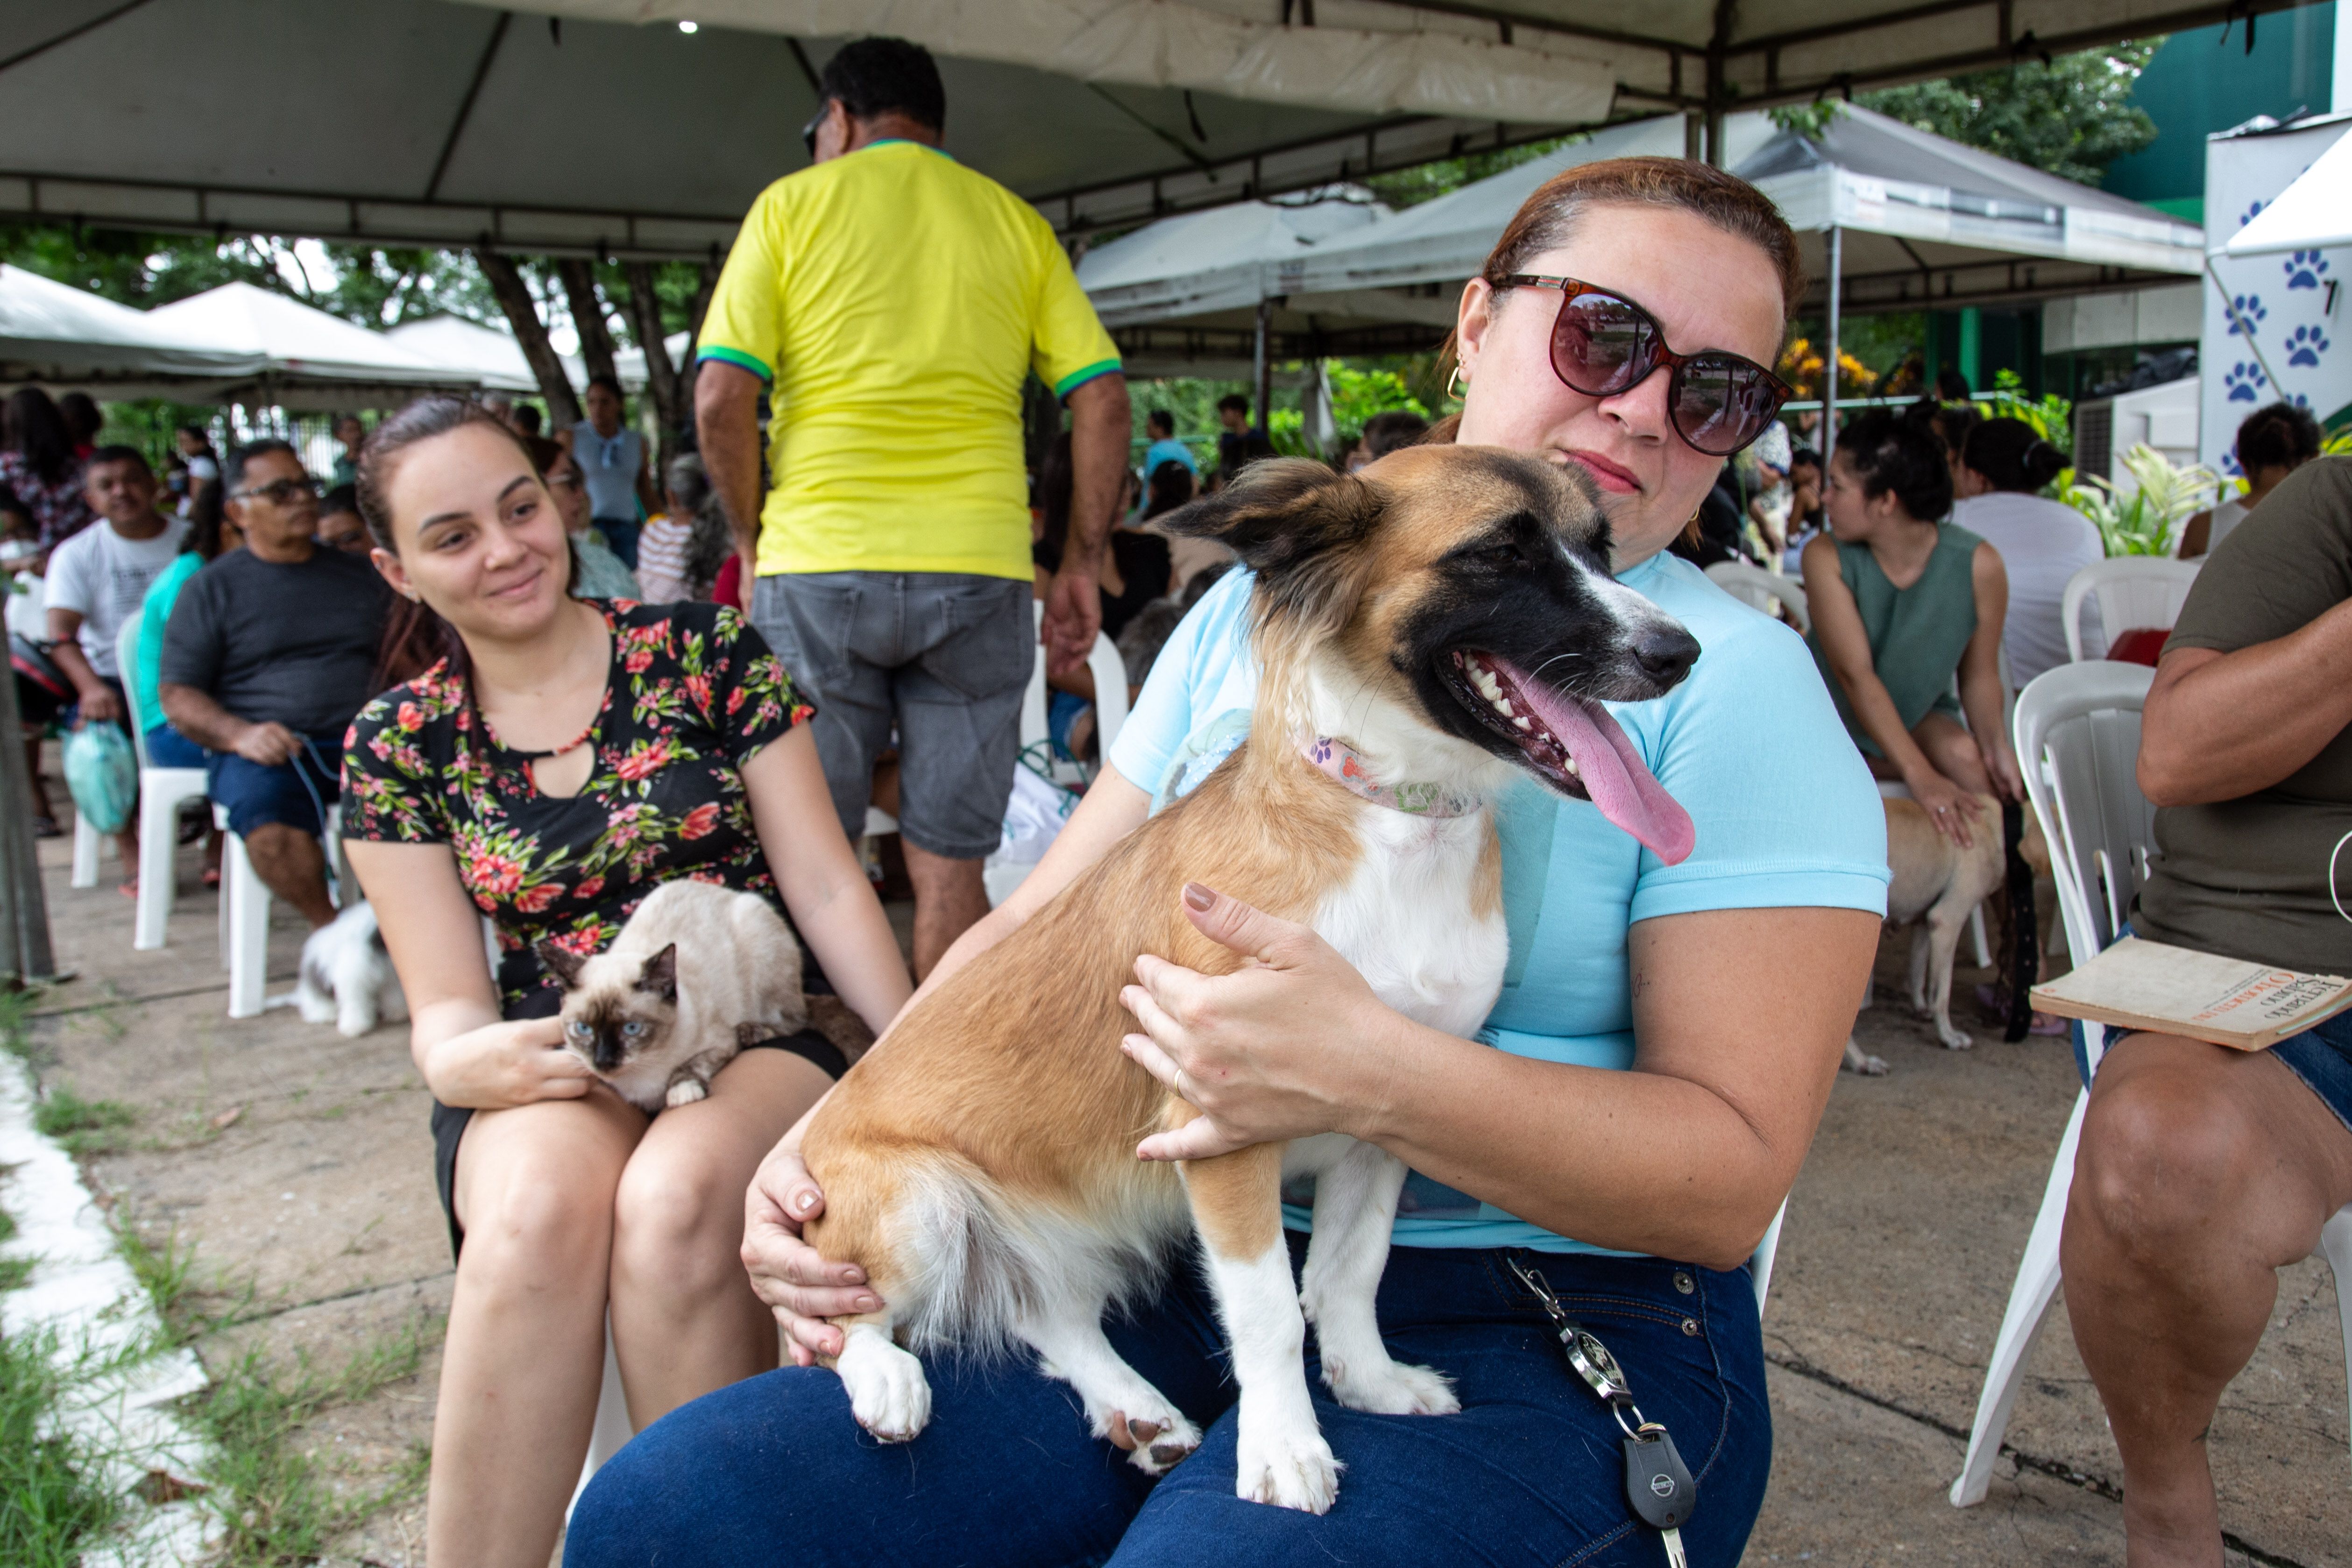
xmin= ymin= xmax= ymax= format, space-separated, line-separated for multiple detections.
xmin=294 ymin=901 xmax=408 ymax=1038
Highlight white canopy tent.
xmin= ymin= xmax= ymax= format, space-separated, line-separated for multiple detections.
xmin=383 ymin=313 xmax=693 ymax=398
xmin=0 ymin=0 xmax=2305 ymax=253
xmin=2224 ymin=125 xmax=2352 ymax=255
xmin=0 ymin=263 xmax=265 ymax=395
xmin=144 ymin=283 xmax=520 ymax=409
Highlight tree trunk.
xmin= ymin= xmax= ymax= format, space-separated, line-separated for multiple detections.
xmin=476 ymin=250 xmax=581 ymax=427
xmin=557 ymin=258 xmax=620 ymax=394
xmin=620 ymin=261 xmax=681 ymax=471
xmin=678 ymin=260 xmax=723 ymax=453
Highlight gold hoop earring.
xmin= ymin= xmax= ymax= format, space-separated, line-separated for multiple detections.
xmin=1447 ymin=364 xmax=1468 ymax=401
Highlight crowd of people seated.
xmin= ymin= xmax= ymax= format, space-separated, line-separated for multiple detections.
xmin=7 ymin=36 xmax=2345 ymax=1568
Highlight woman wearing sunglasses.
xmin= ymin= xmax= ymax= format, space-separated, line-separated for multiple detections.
xmin=571 ymin=159 xmax=1888 ymax=1567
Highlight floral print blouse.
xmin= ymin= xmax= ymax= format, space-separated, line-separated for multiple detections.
xmin=341 ymin=600 xmax=813 ymax=1016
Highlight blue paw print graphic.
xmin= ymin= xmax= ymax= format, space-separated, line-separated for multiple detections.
xmin=2220 ymin=449 xmax=2244 ymax=478
xmin=2284 ymin=250 xmax=2330 ymax=289
xmin=2240 ymin=199 xmax=2266 ymax=229
xmin=2228 ymin=294 xmax=2267 ymax=334
xmin=2287 ymin=324 xmax=2331 ymax=366
xmin=2224 ymin=362 xmax=2267 ymax=403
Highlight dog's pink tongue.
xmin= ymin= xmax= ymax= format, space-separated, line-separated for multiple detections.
xmin=1492 ymin=657 xmax=1696 ymax=866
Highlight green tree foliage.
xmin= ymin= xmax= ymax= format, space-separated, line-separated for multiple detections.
xmin=1365 ymin=134 xmax=1584 ymax=209
xmin=1856 ymin=42 xmax=2161 ymax=186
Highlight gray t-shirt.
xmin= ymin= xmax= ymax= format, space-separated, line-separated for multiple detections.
xmin=570 ymin=420 xmax=643 ymax=523
xmin=2133 ymin=457 xmax=2352 ymax=975
xmin=157 ymin=546 xmax=391 ymax=738
xmin=43 ymin=516 xmax=189 ymax=679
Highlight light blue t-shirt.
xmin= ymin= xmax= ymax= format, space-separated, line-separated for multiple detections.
xmin=1141 ymin=437 xmax=1199 ymax=479
xmin=1108 ymin=552 xmax=1890 ymax=1255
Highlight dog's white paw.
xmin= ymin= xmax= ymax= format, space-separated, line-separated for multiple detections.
xmin=664 ymin=1077 xmax=709 ymax=1107
xmin=1324 ymin=1356 xmax=1458 ymax=1416
xmin=836 ymin=1327 xmax=930 ymax=1442
xmin=1235 ymin=1421 xmax=1340 ymax=1513
xmin=295 ymin=986 xmax=336 ymax=1026
xmin=1118 ymin=1405 xmax=1203 ymax=1476
xmin=336 ymin=1008 xmax=375 ymax=1039
xmin=1936 ymin=1024 xmax=1974 ymax=1051
xmin=1842 ymin=1039 xmax=1889 ymax=1076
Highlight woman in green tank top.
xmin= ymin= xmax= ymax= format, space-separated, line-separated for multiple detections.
xmin=1805 ymin=406 xmax=2020 ymax=847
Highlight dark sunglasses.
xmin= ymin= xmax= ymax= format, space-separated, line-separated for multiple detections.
xmin=1496 ymin=275 xmax=1792 ymax=457
xmin=231 ymin=476 xmax=323 ymax=506
xmin=801 ymin=99 xmax=833 ymax=158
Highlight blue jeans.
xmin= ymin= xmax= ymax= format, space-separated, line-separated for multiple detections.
xmin=143 ymin=723 xmax=206 ymax=770
xmin=595 ymin=518 xmax=641 ymax=570
xmin=567 ymin=1236 xmax=1771 ymax=1567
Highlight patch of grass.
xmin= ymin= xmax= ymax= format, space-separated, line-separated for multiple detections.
xmin=0 ymin=1321 xmax=126 ymax=1568
xmin=0 ymin=1202 xmax=28 ymax=1293
xmin=0 ymin=985 xmax=34 ymax=1058
xmin=115 ymin=1220 xmax=197 ymax=1340
xmin=33 ymin=1087 xmax=135 ymax=1157
xmin=187 ymin=1320 xmax=433 ymax=1565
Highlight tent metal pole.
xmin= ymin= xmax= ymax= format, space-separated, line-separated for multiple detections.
xmin=1254 ymin=298 xmax=1271 ymax=440
xmin=1823 ymin=224 xmax=1843 ymax=468
xmin=0 ymin=645 xmax=60 ymax=986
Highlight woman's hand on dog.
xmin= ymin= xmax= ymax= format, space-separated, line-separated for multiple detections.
xmin=1119 ymin=882 xmax=1398 ymax=1163
xmin=1909 ymin=771 xmax=1985 ymax=850
xmin=741 ymin=1147 xmax=884 ymax=1365
xmin=424 ymin=1016 xmax=593 ymax=1108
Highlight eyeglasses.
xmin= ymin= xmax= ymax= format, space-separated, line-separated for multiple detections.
xmin=230 ymin=476 xmax=323 ymax=506
xmin=801 ymin=99 xmax=833 ymax=158
xmin=1495 ymin=275 xmax=1792 ymax=458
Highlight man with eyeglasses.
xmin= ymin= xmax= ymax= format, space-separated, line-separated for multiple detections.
xmin=696 ymin=34 xmax=1130 ymax=978
xmin=158 ymin=440 xmax=390 ymax=932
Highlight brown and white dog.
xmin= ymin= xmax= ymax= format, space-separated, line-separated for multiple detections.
xmin=1844 ymin=794 xmax=2048 ymax=1071
xmin=797 ymin=447 xmax=1700 ymax=1513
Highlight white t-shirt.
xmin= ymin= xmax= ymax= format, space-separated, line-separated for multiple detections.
xmin=1950 ymin=491 xmax=2104 ymax=684
xmin=44 ymin=516 xmax=190 ymax=678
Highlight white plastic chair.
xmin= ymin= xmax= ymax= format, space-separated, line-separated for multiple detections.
xmin=69 ymin=805 xmax=106 ymax=887
xmin=1702 ymin=560 xmax=1810 ymax=633
xmin=1018 ymin=600 xmax=1130 ymax=789
xmin=1750 ymin=1202 xmax=1786 ymax=1315
xmin=115 ymin=618 xmax=212 ymax=950
xmin=1951 ymin=660 xmax=2352 ymax=1506
xmin=2061 ymin=557 xmax=2200 ymax=664
xmin=218 ymin=798 xmax=342 ymax=1019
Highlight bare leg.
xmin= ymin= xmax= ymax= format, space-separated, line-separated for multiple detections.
xmin=24 ymin=734 xmax=53 ymax=821
xmin=2063 ymin=1032 xmax=2352 ymax=1568
xmin=609 ymin=1050 xmax=833 ymax=1426
xmin=242 ymin=822 xmax=337 ymax=929
xmin=429 ymin=1092 xmax=645 ymax=1568
xmin=1913 ymin=710 xmax=1993 ymax=794
xmin=900 ymin=840 xmax=988 ymax=980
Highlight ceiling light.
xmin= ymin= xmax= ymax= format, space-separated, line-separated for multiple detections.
xmin=678 ymin=20 xmax=699 ymax=33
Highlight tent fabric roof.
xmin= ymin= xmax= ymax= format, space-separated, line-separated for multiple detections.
xmin=1077 ymin=195 xmax=1386 ymax=326
xmin=383 ymin=313 xmax=692 ymax=396
xmin=0 ymin=264 xmax=264 ymax=387
xmin=2224 ymin=111 xmax=2352 ymax=256
xmin=0 ymin=0 xmax=2274 ymax=254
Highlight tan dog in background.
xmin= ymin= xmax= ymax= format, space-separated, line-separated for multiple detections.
xmin=1845 ymin=794 xmax=2049 ymax=1072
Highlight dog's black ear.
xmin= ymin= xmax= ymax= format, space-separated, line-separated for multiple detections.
xmin=1158 ymin=460 xmax=1382 ymax=636
xmin=534 ymin=939 xmax=585 ymax=989
xmin=636 ymin=944 xmax=678 ymax=1003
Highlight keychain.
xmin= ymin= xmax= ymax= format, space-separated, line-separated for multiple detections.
xmin=1509 ymin=1256 xmax=1698 ymax=1567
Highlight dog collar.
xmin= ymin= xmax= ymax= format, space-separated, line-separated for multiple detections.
xmin=1297 ymin=735 xmax=1480 ymax=818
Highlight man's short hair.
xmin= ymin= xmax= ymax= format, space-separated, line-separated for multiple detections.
xmin=86 ymin=444 xmax=149 ymax=474
xmin=1217 ymin=393 xmax=1249 ymax=417
xmin=319 ymin=483 xmax=361 ymax=518
xmin=820 ymin=37 xmax=946 ymax=132
xmin=1147 ymin=409 xmax=1175 ymax=436
xmin=585 ymin=373 xmax=625 ymax=400
xmin=227 ymin=439 xmax=299 ymax=489
xmin=1358 ymin=410 xmax=1430 ymax=461
xmin=513 ymin=404 xmax=544 ymax=436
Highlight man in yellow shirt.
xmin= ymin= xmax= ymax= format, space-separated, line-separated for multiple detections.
xmin=696 ymin=37 xmax=1130 ymax=977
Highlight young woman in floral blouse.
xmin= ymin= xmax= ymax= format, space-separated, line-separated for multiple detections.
xmin=340 ymin=398 xmax=912 ymax=1568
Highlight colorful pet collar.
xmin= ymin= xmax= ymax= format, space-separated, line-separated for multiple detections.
xmin=1297 ymin=734 xmax=1481 ymax=818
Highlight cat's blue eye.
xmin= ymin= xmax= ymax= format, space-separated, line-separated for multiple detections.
xmin=622 ymin=1021 xmax=645 ymax=1037
xmin=566 ymin=1021 xmax=589 ymax=1038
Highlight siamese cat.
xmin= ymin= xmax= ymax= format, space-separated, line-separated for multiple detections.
xmin=537 ymin=880 xmax=807 ymax=1112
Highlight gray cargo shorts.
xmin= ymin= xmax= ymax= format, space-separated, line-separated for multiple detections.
xmin=752 ymin=571 xmax=1032 ymax=861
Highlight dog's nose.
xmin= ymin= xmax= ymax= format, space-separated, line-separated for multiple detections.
xmin=1631 ymin=624 xmax=1701 ymax=686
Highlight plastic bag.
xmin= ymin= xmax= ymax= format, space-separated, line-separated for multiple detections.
xmin=64 ymin=722 xmax=137 ymax=836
